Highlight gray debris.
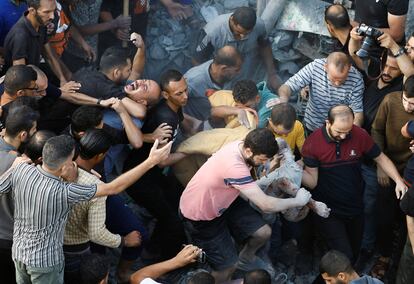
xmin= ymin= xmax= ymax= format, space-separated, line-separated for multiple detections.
xmin=223 ymin=0 xmax=249 ymax=11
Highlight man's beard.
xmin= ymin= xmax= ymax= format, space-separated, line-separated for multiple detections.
xmin=245 ymin=156 xmax=259 ymax=168
xmin=34 ymin=11 xmax=50 ymax=26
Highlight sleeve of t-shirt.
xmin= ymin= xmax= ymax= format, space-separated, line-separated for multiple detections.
xmin=284 ymin=61 xmax=315 ymax=93
xmin=349 ymin=71 xmax=364 ymax=113
xmin=46 ymin=84 xmax=62 ymax=98
xmin=388 ymin=0 xmax=409 ymax=15
xmin=194 ymin=29 xmax=214 ymax=63
xmin=8 ymin=32 xmax=30 ymax=61
xmin=359 ymin=129 xmax=382 ymax=159
xmin=223 ymin=162 xmax=255 ymax=191
xmin=66 ymin=183 xmax=97 ymax=205
xmin=301 ymin=135 xmax=320 ymax=168
xmin=400 ymin=185 xmax=414 ymax=216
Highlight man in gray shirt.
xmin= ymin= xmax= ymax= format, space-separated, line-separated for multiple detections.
xmin=184 ymin=45 xmax=242 ymax=123
xmin=193 ymin=6 xmax=280 ymax=91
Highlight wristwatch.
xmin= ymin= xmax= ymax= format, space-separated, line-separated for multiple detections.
xmin=97 ymin=98 xmax=102 ymax=105
xmin=393 ymin=47 xmax=406 ymax=58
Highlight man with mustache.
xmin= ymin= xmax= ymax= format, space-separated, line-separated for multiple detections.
xmin=355 ymin=51 xmax=403 ymax=271
xmin=3 ymin=0 xmax=71 ymax=85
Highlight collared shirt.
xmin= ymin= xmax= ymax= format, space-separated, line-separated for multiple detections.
xmin=4 ymin=11 xmax=48 ymax=69
xmin=64 ymin=168 xmax=121 ymax=247
xmin=285 ymin=58 xmax=364 ymax=131
xmin=302 ymin=125 xmax=381 ymax=217
xmin=184 ymin=60 xmax=221 ymax=121
xmin=0 ymin=163 xmax=97 ymax=267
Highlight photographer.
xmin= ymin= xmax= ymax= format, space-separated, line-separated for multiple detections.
xmin=129 ymin=244 xmax=214 ymax=284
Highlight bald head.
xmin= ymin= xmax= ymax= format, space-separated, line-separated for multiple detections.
xmin=328 ymin=105 xmax=354 ymax=124
xmin=28 ymin=64 xmax=48 ymax=96
xmin=325 ymin=4 xmax=351 ymax=30
xmin=326 ymin=52 xmax=351 ymax=71
xmin=213 ymin=45 xmax=243 ymax=67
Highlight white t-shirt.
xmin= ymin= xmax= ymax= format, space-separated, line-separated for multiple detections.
xmin=140 ymin=278 xmax=161 ymax=284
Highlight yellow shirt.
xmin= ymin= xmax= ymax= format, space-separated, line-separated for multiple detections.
xmin=274 ymin=120 xmax=305 ymax=152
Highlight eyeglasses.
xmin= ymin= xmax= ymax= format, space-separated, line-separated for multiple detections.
xmin=22 ymin=84 xmax=38 ymax=91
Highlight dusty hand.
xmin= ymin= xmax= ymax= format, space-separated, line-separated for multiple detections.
xmin=295 ymin=188 xmax=312 ymax=206
xmin=166 ymin=2 xmax=193 ymax=20
xmin=113 ymin=15 xmax=131 ymax=30
xmin=377 ymin=166 xmax=390 ymax=187
xmin=81 ymin=42 xmax=96 ymax=63
xmin=130 ymin=33 xmax=144 ymax=49
xmin=60 ymin=162 xmax=78 ymax=182
xmin=152 ymin=123 xmax=173 ymax=144
xmin=147 ymin=139 xmax=173 ymax=166
xmin=350 ymin=26 xmax=364 ymax=41
xmin=300 ymin=86 xmax=310 ymax=100
xmin=114 ymin=28 xmax=130 ymax=41
xmin=173 ymin=244 xmax=201 ymax=267
xmin=237 ymin=109 xmax=251 ymax=129
xmin=395 ymin=180 xmax=408 ymax=200
xmin=60 ymin=81 xmax=81 ymax=93
xmin=123 ymin=230 xmax=142 ymax=247
xmin=265 ymin=98 xmax=281 ymax=109
xmin=310 ymin=200 xmax=331 ymax=218
xmin=99 ymin=97 xmax=118 ymax=108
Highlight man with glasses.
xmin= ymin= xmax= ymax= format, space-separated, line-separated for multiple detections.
xmin=369 ymin=75 xmax=414 ymax=279
xmin=301 ymin=104 xmax=406 ymax=263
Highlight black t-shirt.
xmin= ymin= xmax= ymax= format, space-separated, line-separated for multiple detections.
xmin=362 ymin=76 xmax=403 ymax=134
xmin=72 ymin=67 xmax=126 ymax=100
xmin=355 ymin=0 xmax=408 ymax=28
xmin=4 ymin=12 xmax=48 ymax=70
xmin=124 ymin=99 xmax=183 ymax=175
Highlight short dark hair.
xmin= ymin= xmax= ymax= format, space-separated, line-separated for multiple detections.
xmin=42 ymin=135 xmax=75 ymax=170
xmin=324 ymin=4 xmax=351 ymax=29
xmin=24 ymin=130 xmax=56 ymax=162
xmin=187 ymin=271 xmax=215 ymax=284
xmin=319 ymin=250 xmax=354 ymax=276
xmin=232 ymin=7 xmax=256 ymax=30
xmin=99 ymin=46 xmax=130 ymax=73
xmin=8 ymin=96 xmax=40 ymax=112
xmin=404 ymin=75 xmax=414 ymax=98
xmin=243 ymin=269 xmax=271 ymax=284
xmin=233 ymin=80 xmax=258 ymax=104
xmin=80 ymin=254 xmax=110 ymax=284
xmin=159 ymin=69 xmax=183 ymax=92
xmin=243 ymin=128 xmax=278 ymax=158
xmin=327 ymin=104 xmax=354 ymax=124
xmin=71 ymin=106 xmax=103 ymax=134
xmin=5 ymin=106 xmax=39 ymax=138
xmin=270 ymin=103 xmax=297 ymax=130
xmin=4 ymin=65 xmax=37 ymax=94
xmin=79 ymin=129 xmax=113 ymax=160
xmin=26 ymin=0 xmax=41 ymax=9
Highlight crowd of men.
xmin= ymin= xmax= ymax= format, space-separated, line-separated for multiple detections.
xmin=1 ymin=0 xmax=414 ymax=283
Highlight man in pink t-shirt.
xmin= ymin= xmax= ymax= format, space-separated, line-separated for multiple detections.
xmin=179 ymin=128 xmax=311 ymax=283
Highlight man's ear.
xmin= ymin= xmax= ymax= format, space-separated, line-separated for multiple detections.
xmin=337 ymin=272 xmax=347 ymax=281
xmin=19 ymin=131 xmax=28 ymax=142
xmin=16 ymin=90 xmax=25 ymax=97
xmin=28 ymin=7 xmax=36 ymax=16
xmin=161 ymin=90 xmax=169 ymax=100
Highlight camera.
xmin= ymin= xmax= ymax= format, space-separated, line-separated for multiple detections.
xmin=197 ymin=251 xmax=206 ymax=263
xmin=355 ymin=24 xmax=383 ymax=59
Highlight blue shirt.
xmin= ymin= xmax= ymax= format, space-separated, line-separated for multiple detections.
xmin=0 ymin=0 xmax=27 ymax=46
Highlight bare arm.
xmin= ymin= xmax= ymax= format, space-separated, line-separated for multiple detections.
xmin=42 ymin=43 xmax=69 ymax=85
xmin=130 ymin=245 xmax=200 ymax=283
xmin=95 ymin=140 xmax=172 ymax=197
xmin=121 ymin=97 xmax=146 ymax=120
xmin=374 ymin=152 xmax=407 ymax=199
xmin=69 ymin=25 xmax=96 ymax=61
xmin=111 ymin=99 xmax=143 ymax=149
xmin=381 ymin=13 xmax=406 ymax=43
xmin=354 ymin=112 xmax=364 ymax=127
xmin=158 ymin=152 xmax=187 ymax=168
xmin=12 ymin=58 xmax=26 ymax=65
xmin=407 ymin=216 xmax=414 ymax=254
xmin=260 ymin=44 xmax=281 ymax=91
xmin=239 ymin=185 xmax=311 ymax=213
xmin=348 ymin=27 xmax=365 ymax=70
xmin=75 ymin=14 xmax=130 ymax=37
xmin=301 ymin=166 xmax=318 ymax=190
xmin=128 ymin=33 xmax=145 ymax=81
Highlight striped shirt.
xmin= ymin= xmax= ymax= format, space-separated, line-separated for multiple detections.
xmin=285 ymin=58 xmax=364 ymax=131
xmin=0 ymin=163 xmax=97 ymax=267
xmin=64 ymin=168 xmax=121 ymax=248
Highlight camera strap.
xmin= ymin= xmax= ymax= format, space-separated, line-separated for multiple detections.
xmin=362 ymin=49 xmax=387 ymax=81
